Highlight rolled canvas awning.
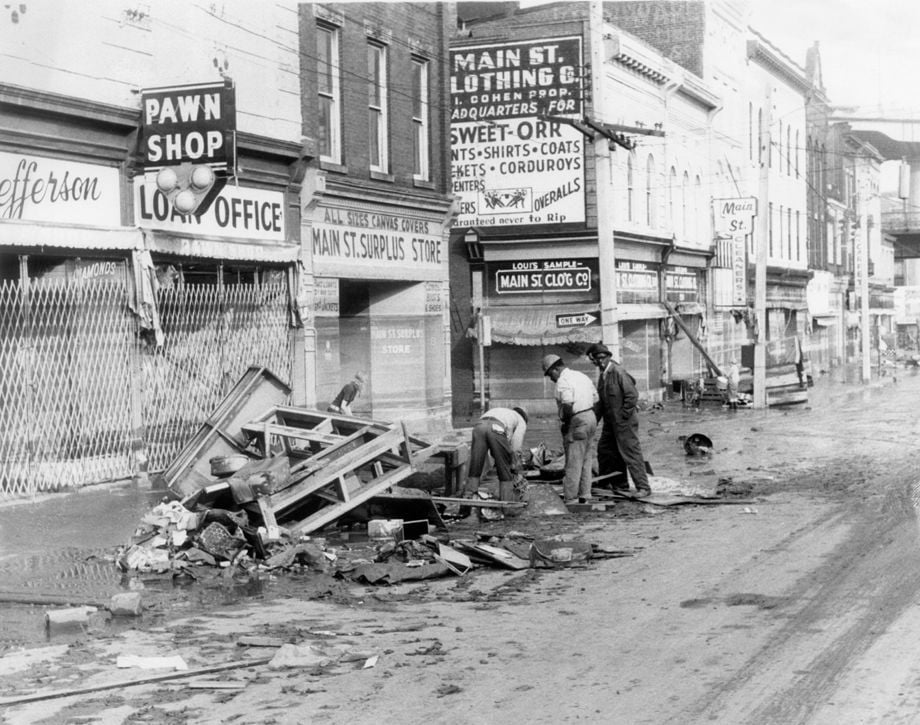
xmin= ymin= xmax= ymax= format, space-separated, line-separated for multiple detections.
xmin=479 ymin=304 xmax=603 ymax=346
xmin=0 ymin=219 xmax=144 ymax=250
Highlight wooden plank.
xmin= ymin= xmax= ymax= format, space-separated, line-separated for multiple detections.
xmin=611 ymin=491 xmax=757 ymax=507
xmin=430 ymin=496 xmax=526 ymax=509
xmin=256 ymin=497 xmax=277 ymax=529
xmin=287 ymin=463 xmax=417 ymax=536
xmin=454 ymin=542 xmax=530 ymax=570
xmin=268 ymin=429 xmax=406 ymax=516
xmin=0 ymin=657 xmax=274 ymax=707
xmin=241 ymin=422 xmax=347 ymax=448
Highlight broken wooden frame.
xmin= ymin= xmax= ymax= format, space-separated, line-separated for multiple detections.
xmin=172 ymin=402 xmax=444 ymax=537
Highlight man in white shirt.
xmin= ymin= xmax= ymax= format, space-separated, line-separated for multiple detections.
xmin=462 ymin=406 xmax=529 ymax=504
xmin=542 ymin=354 xmax=599 ymax=504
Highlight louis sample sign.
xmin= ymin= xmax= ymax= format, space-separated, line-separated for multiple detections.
xmin=450 ymin=37 xmax=585 ymax=228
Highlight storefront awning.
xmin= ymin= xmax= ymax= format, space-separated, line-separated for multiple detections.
xmin=479 ymin=305 xmax=603 ymax=346
xmin=617 ymin=303 xmax=668 ymax=321
xmin=675 ymin=302 xmax=705 ymax=316
xmin=1 ymin=219 xmax=144 ymax=251
xmin=142 ymin=230 xmax=299 ymax=263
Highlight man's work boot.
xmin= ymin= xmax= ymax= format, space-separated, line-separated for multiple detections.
xmin=462 ymin=477 xmax=480 ymax=497
xmin=457 ymin=477 xmax=479 ymax=518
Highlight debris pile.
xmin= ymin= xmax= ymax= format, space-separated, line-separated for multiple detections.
xmin=116 ymin=367 xmax=628 ymax=582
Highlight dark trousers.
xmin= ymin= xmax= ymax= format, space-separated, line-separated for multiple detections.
xmin=597 ymin=418 xmax=649 ymax=492
xmin=468 ymin=419 xmax=515 ymax=482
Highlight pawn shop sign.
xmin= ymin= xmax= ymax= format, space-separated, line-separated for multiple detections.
xmin=139 ymin=80 xmax=236 ymax=172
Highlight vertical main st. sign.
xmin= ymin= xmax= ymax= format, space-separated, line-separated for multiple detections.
xmin=450 ymin=37 xmax=585 ymax=228
xmin=713 ymin=197 xmax=757 ymax=306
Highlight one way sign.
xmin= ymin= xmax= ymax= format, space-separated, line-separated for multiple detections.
xmin=556 ymin=311 xmax=600 ymax=328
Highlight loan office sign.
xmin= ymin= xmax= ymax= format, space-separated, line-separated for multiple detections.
xmin=138 ymin=81 xmax=236 ymax=171
xmin=493 ymin=259 xmax=595 ymax=294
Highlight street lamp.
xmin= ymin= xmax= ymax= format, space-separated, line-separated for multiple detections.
xmin=464 ymin=228 xmax=482 ymax=261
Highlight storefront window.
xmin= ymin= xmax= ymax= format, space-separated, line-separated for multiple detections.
xmin=315 ymin=279 xmax=445 ymax=418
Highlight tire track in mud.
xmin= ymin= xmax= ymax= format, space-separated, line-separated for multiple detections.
xmin=670 ymin=455 xmax=920 ymax=725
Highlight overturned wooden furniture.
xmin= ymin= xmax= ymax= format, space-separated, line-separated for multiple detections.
xmin=232 ymin=407 xmax=441 ymax=536
xmin=161 ymin=366 xmax=291 ymax=496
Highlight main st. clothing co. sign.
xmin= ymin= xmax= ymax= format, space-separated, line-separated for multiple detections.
xmin=450 ymin=37 xmax=585 ymax=228
xmin=494 ymin=259 xmax=594 ymax=294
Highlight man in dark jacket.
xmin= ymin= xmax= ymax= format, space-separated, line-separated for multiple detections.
xmin=586 ymin=343 xmax=651 ymax=497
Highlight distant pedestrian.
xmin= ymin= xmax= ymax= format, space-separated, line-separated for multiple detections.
xmin=726 ymin=359 xmax=741 ymax=408
xmin=462 ymin=406 xmax=528 ymax=505
xmin=586 ymin=343 xmax=651 ymax=497
xmin=327 ymin=372 xmax=366 ymax=416
xmin=542 ymin=354 xmax=599 ymax=504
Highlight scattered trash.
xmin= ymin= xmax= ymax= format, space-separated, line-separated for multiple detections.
xmin=45 ymin=606 xmax=97 ymax=628
xmin=108 ymin=592 xmax=143 ymax=617
xmin=681 ymin=433 xmax=713 ymax=456
xmin=368 ymin=519 xmax=404 ymax=541
xmin=116 ymin=654 xmax=188 ymax=671
xmin=530 ymin=537 xmax=593 ymax=568
xmin=268 ymin=643 xmax=376 ymax=670
xmin=362 ymin=655 xmax=379 ymax=669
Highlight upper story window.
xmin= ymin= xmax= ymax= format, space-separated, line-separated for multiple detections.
xmin=368 ymin=42 xmax=389 ymax=173
xmin=669 ymin=166 xmax=677 ymax=230
xmin=778 ymin=120 xmax=783 ymax=170
xmin=748 ymin=103 xmax=754 ymax=161
xmin=646 ymin=154 xmax=655 ymax=227
xmin=681 ymin=170 xmax=690 ymax=239
xmin=411 ymin=57 xmax=430 ymax=181
xmin=317 ymin=24 xmax=341 ymax=164
xmin=786 ymin=126 xmax=792 ymax=175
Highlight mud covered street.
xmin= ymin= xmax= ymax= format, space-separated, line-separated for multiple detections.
xmin=2 ymin=372 xmax=920 ymax=724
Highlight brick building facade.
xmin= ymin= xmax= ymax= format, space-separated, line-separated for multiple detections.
xmin=299 ymin=3 xmax=456 ymax=431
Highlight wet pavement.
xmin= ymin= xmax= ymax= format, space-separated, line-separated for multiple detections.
xmin=0 ymin=364 xmax=907 ymax=653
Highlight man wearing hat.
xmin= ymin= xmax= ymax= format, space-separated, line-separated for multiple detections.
xmin=542 ymin=353 xmax=600 ymax=504
xmin=586 ymin=343 xmax=651 ymax=497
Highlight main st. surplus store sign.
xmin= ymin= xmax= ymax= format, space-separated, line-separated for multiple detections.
xmin=450 ymin=37 xmax=585 ymax=228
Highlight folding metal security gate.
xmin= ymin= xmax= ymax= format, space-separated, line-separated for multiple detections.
xmin=0 ymin=276 xmax=134 ymax=496
xmin=0 ymin=275 xmax=293 ymax=496
xmin=143 ymin=281 xmax=293 ymax=472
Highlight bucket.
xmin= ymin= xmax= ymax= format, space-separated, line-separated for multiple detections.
xmin=683 ymin=433 xmax=713 ymax=455
xmin=210 ymin=454 xmax=248 ymax=477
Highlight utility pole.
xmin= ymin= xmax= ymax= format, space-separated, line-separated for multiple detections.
xmin=858 ymin=181 xmax=871 ymax=382
xmin=589 ymin=0 xmax=619 ymax=358
xmin=753 ymin=86 xmax=771 ymax=409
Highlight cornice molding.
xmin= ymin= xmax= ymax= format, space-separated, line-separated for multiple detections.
xmin=746 ymin=37 xmax=809 ymax=93
xmin=0 ymin=83 xmax=137 ymax=128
